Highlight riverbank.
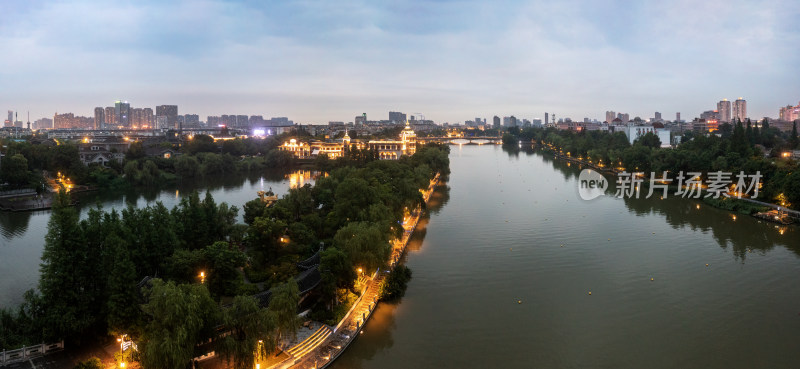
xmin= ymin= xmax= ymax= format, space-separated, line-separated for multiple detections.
xmin=267 ymin=173 xmax=442 ymax=369
xmin=538 ymin=145 xmax=798 ymax=224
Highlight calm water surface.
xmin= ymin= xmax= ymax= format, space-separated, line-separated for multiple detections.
xmin=330 ymin=144 xmax=800 ymax=369
xmin=0 ymin=170 xmax=316 ymax=308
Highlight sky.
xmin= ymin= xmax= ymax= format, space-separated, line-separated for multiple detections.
xmin=1 ymin=0 xmax=799 ymax=124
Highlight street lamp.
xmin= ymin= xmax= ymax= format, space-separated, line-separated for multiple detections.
xmin=200 ymin=271 xmax=206 ymax=284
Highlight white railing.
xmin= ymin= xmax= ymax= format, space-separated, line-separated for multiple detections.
xmin=1 ymin=341 xmax=64 ymax=365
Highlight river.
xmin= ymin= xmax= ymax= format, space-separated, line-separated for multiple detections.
xmin=0 ymin=169 xmax=318 ymax=308
xmin=2 ymin=145 xmax=799 ymax=368
xmin=328 ymin=144 xmax=800 ymax=369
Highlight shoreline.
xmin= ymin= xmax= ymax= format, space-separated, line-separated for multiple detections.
xmin=535 ymin=145 xmax=799 ymax=224
xmin=272 ymin=173 xmax=442 ymax=369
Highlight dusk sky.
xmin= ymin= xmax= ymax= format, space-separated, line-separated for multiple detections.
xmin=1 ymin=0 xmax=798 ymax=124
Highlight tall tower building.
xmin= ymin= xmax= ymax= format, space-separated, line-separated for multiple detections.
xmin=115 ymin=100 xmax=131 ymax=127
xmin=104 ymin=107 xmax=116 ymax=124
xmin=655 ymin=112 xmax=662 ymax=121
xmin=156 ymin=105 xmax=179 ymax=129
xmin=94 ymin=107 xmax=104 ymax=129
xmin=676 ymin=112 xmax=681 ymax=122
xmin=733 ymin=98 xmax=747 ymax=122
xmin=717 ymin=99 xmax=732 ymax=122
xmin=544 ymin=113 xmax=549 ymax=125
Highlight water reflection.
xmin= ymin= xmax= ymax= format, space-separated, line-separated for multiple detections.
xmin=0 ymin=210 xmax=32 ymax=241
xmin=514 ymin=144 xmax=800 ymax=260
xmin=0 ymin=168 xmax=308 ymax=307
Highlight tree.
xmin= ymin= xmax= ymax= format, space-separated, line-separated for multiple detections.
xmin=791 ymin=121 xmax=798 ymax=149
xmin=333 ymin=222 xmax=390 ymax=273
xmin=204 ymin=242 xmax=247 ymax=299
xmin=319 ymin=247 xmax=356 ymax=305
xmin=379 ymin=265 xmax=412 ymax=301
xmin=141 ymin=280 xmax=219 ymax=369
xmin=105 ymin=233 xmax=140 ymax=336
xmin=38 ymin=190 xmax=93 ymax=342
xmin=268 ymin=280 xmax=299 ymax=341
xmin=1 ymin=154 xmax=30 ymax=186
xmin=634 ymin=132 xmax=661 ymax=149
xmin=126 ymin=141 xmax=146 ymax=160
xmin=218 ymin=296 xmax=276 ymax=369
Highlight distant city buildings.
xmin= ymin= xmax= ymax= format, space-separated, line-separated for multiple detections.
xmin=156 ymin=105 xmax=178 ymax=129
xmin=717 ymin=99 xmax=732 ymax=122
xmin=493 ymin=116 xmax=500 ymax=128
xmin=94 ymin=107 xmax=104 ymax=129
xmin=733 ymin=98 xmax=747 ymax=122
xmin=779 ymin=102 xmax=800 ymax=121
xmin=389 ymin=111 xmax=407 ymax=124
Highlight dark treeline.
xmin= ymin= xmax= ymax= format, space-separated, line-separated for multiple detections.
xmin=0 ymin=142 xmax=450 ymax=369
xmin=505 ymin=120 xmax=800 ymax=208
xmin=0 ymin=133 xmax=297 ymax=191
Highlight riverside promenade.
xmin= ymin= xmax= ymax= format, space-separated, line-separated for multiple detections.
xmin=268 ymin=173 xmax=441 ymax=369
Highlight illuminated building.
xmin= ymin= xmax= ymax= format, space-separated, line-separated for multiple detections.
xmin=156 ymin=105 xmax=178 ymax=129
xmin=282 ymin=125 xmax=417 ymax=160
xmin=94 ymin=107 xmax=104 ymax=129
xmin=115 ymin=101 xmax=131 ymax=127
xmin=733 ymin=98 xmax=747 ymax=122
xmin=779 ymin=102 xmax=800 ymax=121
xmin=717 ymin=99 xmax=731 ymax=122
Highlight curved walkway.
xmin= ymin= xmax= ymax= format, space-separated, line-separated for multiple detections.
xmin=268 ymin=173 xmax=441 ymax=369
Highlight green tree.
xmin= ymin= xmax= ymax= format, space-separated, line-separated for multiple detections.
xmin=218 ymin=296 xmax=276 ymax=369
xmin=319 ymin=247 xmax=356 ymax=305
xmin=204 ymin=242 xmax=247 ymax=299
xmin=141 ymin=280 xmax=219 ymax=369
xmin=634 ymin=132 xmax=661 ymax=149
xmin=791 ymin=121 xmax=798 ymax=149
xmin=333 ymin=222 xmax=390 ymax=273
xmin=38 ymin=190 xmax=93 ymax=342
xmin=105 ymin=233 xmax=140 ymax=336
xmin=268 ymin=280 xmax=299 ymax=341
xmin=1 ymin=154 xmax=30 ymax=186
xmin=126 ymin=141 xmax=146 ymax=160
xmin=379 ymin=265 xmax=412 ymax=301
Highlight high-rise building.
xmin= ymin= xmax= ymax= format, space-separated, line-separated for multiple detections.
xmin=142 ymin=108 xmax=154 ymax=128
xmin=503 ymin=116 xmax=517 ymax=127
xmin=94 ymin=107 xmax=104 ymax=129
xmin=544 ymin=113 xmax=549 ymax=125
xmin=115 ymin=100 xmax=131 ymax=127
xmin=7 ymin=111 xmax=13 ymax=123
xmin=733 ymin=98 xmax=747 ymax=122
xmin=717 ymin=99 xmax=732 ymax=123
xmin=655 ymin=112 xmax=662 ymax=122
xmin=493 ymin=115 xmax=501 ymax=127
xmin=156 ymin=105 xmax=179 ymax=129
xmin=184 ymin=114 xmax=200 ymax=127
xmin=389 ymin=111 xmax=407 ymax=124
xmin=236 ymin=115 xmax=249 ymax=127
xmin=104 ymin=107 xmax=116 ymax=124
xmin=676 ymin=112 xmax=681 ymax=122
xmin=605 ymin=111 xmax=616 ymax=123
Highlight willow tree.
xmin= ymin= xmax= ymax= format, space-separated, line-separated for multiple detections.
xmin=218 ymin=296 xmax=276 ymax=369
xmin=141 ymin=280 xmax=219 ymax=369
xmin=268 ymin=280 xmax=299 ymax=342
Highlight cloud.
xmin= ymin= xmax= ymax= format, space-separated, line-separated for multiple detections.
xmin=0 ymin=0 xmax=798 ymax=123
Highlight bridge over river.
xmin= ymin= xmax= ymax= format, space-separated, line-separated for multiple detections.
xmin=416 ymin=137 xmax=501 ymax=145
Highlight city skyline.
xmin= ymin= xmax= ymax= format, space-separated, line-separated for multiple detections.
xmin=1 ymin=0 xmax=799 ymax=123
